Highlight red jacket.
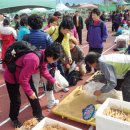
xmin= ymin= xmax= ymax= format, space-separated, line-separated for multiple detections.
xmin=4 ymin=50 xmax=56 ymax=96
xmin=1 ymin=34 xmax=15 ymax=60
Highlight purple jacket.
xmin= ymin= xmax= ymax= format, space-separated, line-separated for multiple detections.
xmin=4 ymin=50 xmax=56 ymax=96
xmin=87 ymin=20 xmax=108 ymax=48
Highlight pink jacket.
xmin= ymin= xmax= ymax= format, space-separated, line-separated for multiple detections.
xmin=72 ymin=26 xmax=78 ymax=39
xmin=43 ymin=25 xmax=50 ymax=30
xmin=4 ymin=50 xmax=56 ymax=96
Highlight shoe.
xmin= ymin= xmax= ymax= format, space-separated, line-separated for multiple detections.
xmin=113 ymin=48 xmax=119 ymax=51
xmin=36 ymin=115 xmax=44 ymax=122
xmin=12 ymin=119 xmax=22 ymax=128
xmin=47 ymin=99 xmax=59 ymax=109
xmin=46 ymin=91 xmax=59 ymax=108
xmin=63 ymin=87 xmax=69 ymax=92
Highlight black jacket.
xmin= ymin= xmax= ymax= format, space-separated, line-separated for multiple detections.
xmin=73 ymin=15 xmax=83 ymax=29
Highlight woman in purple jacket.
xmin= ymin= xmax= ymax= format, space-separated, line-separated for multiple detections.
xmin=4 ymin=42 xmax=64 ymax=128
xmin=86 ymin=8 xmax=108 ymax=72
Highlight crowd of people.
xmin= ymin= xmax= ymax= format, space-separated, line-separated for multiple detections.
xmin=0 ymin=8 xmax=130 ymax=129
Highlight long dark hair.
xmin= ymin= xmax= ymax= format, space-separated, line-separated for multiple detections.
xmin=54 ymin=25 xmax=64 ymax=43
xmin=55 ymin=18 xmax=74 ymax=43
xmin=85 ymin=52 xmax=101 ymax=65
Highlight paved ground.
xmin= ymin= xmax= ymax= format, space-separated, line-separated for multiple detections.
xmin=0 ymin=22 xmax=117 ymax=130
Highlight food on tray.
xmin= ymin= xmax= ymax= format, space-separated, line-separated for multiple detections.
xmin=42 ymin=124 xmax=67 ymax=130
xmin=90 ymin=71 xmax=106 ymax=83
xmin=104 ymin=107 xmax=130 ymax=122
xmin=74 ymin=86 xmax=82 ymax=96
xmin=22 ymin=118 xmax=38 ymax=130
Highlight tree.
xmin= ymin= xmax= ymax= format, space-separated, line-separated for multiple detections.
xmin=72 ymin=3 xmax=76 ymax=6
xmin=65 ymin=2 xmax=70 ymax=6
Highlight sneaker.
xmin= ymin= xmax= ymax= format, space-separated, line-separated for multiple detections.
xmin=47 ymin=99 xmax=59 ymax=109
xmin=12 ymin=119 xmax=22 ymax=128
xmin=63 ymin=87 xmax=69 ymax=92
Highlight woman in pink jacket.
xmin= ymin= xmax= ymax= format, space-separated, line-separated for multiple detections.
xmin=4 ymin=42 xmax=63 ymax=128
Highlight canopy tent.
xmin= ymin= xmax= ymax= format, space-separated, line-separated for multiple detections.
xmin=116 ymin=0 xmax=130 ymax=12
xmin=55 ymin=3 xmax=74 ymax=12
xmin=116 ymin=0 xmax=129 ymax=6
xmin=99 ymin=4 xmax=116 ymax=12
xmin=17 ymin=8 xmax=32 ymax=15
xmin=79 ymin=4 xmax=98 ymax=9
xmin=0 ymin=0 xmax=56 ymax=13
xmin=47 ymin=3 xmax=74 ymax=14
xmin=31 ymin=8 xmax=47 ymax=14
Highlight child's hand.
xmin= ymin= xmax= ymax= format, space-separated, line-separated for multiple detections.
xmin=75 ymin=66 xmax=79 ymax=71
xmin=68 ymin=58 xmax=72 ymax=64
xmin=66 ymin=64 xmax=70 ymax=69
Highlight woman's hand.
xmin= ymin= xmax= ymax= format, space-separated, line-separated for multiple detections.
xmin=54 ymin=81 xmax=61 ymax=89
xmin=29 ymin=92 xmax=37 ymax=100
xmin=94 ymin=90 xmax=102 ymax=96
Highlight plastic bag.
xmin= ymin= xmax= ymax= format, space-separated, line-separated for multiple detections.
xmin=84 ymin=81 xmax=122 ymax=102
xmin=69 ymin=61 xmax=76 ymax=73
xmin=54 ymin=70 xmax=69 ymax=92
xmin=32 ymin=73 xmax=43 ymax=93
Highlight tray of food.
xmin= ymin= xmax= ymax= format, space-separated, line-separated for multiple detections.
xmin=96 ymin=98 xmax=130 ymax=130
xmin=31 ymin=117 xmax=82 ymax=130
xmin=52 ymin=86 xmax=98 ymax=126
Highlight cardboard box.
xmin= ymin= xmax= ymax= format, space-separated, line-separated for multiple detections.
xmin=31 ymin=117 xmax=82 ymax=130
xmin=96 ymin=98 xmax=130 ymax=130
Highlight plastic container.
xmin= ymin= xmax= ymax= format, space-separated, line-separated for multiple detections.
xmin=96 ymin=98 xmax=130 ymax=130
xmin=31 ymin=117 xmax=82 ymax=130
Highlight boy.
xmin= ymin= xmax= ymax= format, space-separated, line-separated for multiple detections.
xmin=66 ymin=38 xmax=86 ymax=76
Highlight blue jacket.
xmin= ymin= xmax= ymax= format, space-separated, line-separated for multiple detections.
xmin=87 ymin=20 xmax=108 ymax=48
xmin=17 ymin=26 xmax=30 ymax=41
xmin=23 ymin=29 xmax=53 ymax=49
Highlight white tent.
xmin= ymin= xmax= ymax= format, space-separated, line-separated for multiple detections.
xmin=31 ymin=8 xmax=47 ymax=14
xmin=55 ymin=3 xmax=74 ymax=12
xmin=46 ymin=3 xmax=74 ymax=14
xmin=17 ymin=8 xmax=31 ymax=15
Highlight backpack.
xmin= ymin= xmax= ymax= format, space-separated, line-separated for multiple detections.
xmin=67 ymin=70 xmax=81 ymax=86
xmin=2 ymin=41 xmax=43 ymax=83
